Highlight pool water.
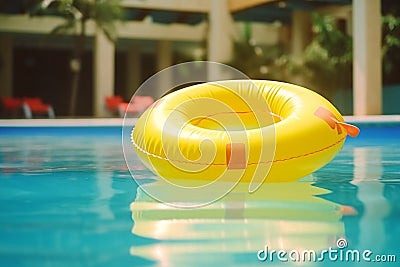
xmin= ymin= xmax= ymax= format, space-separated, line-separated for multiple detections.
xmin=0 ymin=123 xmax=399 ymax=267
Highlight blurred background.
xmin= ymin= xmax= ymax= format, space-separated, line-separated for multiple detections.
xmin=0 ymin=0 xmax=399 ymax=117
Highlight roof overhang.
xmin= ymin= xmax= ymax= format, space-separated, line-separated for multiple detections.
xmin=120 ymin=0 xmax=276 ymax=13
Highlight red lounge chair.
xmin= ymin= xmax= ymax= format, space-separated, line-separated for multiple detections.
xmin=105 ymin=96 xmax=124 ymax=114
xmin=118 ymin=96 xmax=154 ymax=117
xmin=2 ymin=97 xmax=21 ymax=110
xmin=1 ymin=97 xmax=23 ymax=118
xmin=22 ymin=98 xmax=55 ymax=119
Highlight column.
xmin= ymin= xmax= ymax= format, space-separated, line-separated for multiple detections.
xmin=93 ymin=27 xmax=115 ymax=117
xmin=291 ymin=10 xmax=312 ymax=86
xmin=207 ymin=0 xmax=234 ymax=80
xmin=126 ymin=46 xmax=141 ymax=100
xmin=353 ymin=0 xmax=382 ymax=115
xmin=156 ymin=40 xmax=172 ymax=97
xmin=0 ymin=36 xmax=13 ymax=97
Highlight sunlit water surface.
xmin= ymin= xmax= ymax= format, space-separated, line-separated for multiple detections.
xmin=0 ymin=124 xmax=399 ymax=267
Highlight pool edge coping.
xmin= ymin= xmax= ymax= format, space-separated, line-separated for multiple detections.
xmin=0 ymin=118 xmax=136 ymax=127
xmin=0 ymin=115 xmax=399 ymax=127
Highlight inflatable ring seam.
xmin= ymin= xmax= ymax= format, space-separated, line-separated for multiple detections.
xmin=191 ymin=110 xmax=282 ymax=127
xmin=131 ymin=129 xmax=346 ymax=166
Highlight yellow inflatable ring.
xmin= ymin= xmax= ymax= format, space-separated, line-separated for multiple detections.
xmin=131 ymin=80 xmax=359 ymax=184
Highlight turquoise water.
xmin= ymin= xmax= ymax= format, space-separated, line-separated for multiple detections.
xmin=0 ymin=124 xmax=399 ymax=266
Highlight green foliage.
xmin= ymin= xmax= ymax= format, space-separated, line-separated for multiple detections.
xmin=228 ymin=14 xmax=354 ymax=100
xmin=229 ymin=13 xmax=355 ymax=100
xmin=229 ymin=12 xmax=400 ymax=100
xmin=299 ymin=13 xmax=353 ymax=99
xmin=31 ymin=0 xmax=124 ymax=42
xmin=382 ymin=14 xmax=400 ymax=84
xmin=92 ymin=0 xmax=124 ymax=41
xmin=228 ymin=39 xmax=288 ymax=81
xmin=310 ymin=13 xmax=352 ymax=59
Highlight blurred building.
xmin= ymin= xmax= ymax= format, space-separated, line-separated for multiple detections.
xmin=0 ymin=0 xmax=390 ymax=116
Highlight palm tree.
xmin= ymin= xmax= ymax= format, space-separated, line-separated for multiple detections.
xmin=30 ymin=0 xmax=123 ymax=116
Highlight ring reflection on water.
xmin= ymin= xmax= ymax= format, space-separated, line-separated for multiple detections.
xmin=130 ymin=179 xmax=353 ymax=266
